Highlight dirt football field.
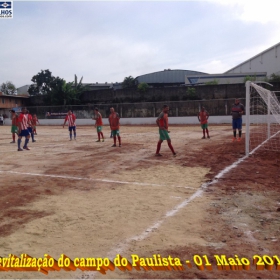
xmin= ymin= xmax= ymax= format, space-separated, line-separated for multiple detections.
xmin=0 ymin=124 xmax=280 ymax=279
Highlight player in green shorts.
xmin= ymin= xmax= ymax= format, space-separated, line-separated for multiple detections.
xmin=198 ymin=107 xmax=210 ymax=139
xmin=10 ymin=110 xmax=18 ymax=143
xmin=93 ymin=108 xmax=104 ymax=142
xmin=155 ymin=105 xmax=176 ymax=156
xmin=159 ymin=129 xmax=170 ymax=141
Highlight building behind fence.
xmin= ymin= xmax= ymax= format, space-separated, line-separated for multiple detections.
xmin=26 ymin=98 xmax=246 ymax=119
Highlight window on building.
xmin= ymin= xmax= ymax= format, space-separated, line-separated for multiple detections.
xmin=2 ymin=98 xmax=5 ymax=104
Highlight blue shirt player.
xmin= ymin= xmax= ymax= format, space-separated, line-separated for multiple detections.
xmin=231 ymin=98 xmax=245 ymax=142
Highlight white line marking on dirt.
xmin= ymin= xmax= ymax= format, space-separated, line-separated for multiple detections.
xmin=83 ymin=143 xmax=264 ymax=279
xmin=0 ymin=170 xmax=196 ymax=189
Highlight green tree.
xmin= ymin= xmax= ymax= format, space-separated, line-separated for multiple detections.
xmin=122 ymin=76 xmax=136 ymax=88
xmin=182 ymin=87 xmax=200 ymax=100
xmin=0 ymin=81 xmax=17 ymax=95
xmin=269 ymin=73 xmax=280 ymax=82
xmin=48 ymin=78 xmax=77 ymax=105
xmin=243 ymin=75 xmax=256 ymax=83
xmin=205 ymin=79 xmax=219 ymax=85
xmin=137 ymin=82 xmax=149 ymax=93
xmin=29 ymin=71 xmax=88 ymax=105
xmin=73 ymin=74 xmax=89 ymax=103
xmin=28 ymin=69 xmax=55 ymax=96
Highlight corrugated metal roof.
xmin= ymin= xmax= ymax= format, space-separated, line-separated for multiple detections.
xmin=136 ymin=69 xmax=208 ymax=84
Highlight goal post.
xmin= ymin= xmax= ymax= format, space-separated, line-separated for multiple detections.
xmin=245 ymin=81 xmax=280 ymax=155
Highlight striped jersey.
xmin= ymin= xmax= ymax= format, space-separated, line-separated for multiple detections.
xmin=64 ymin=113 xmax=76 ymax=127
xmin=18 ymin=113 xmax=29 ymax=130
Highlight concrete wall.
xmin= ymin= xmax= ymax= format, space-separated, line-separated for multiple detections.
xmin=28 ymin=82 xmax=280 ymax=106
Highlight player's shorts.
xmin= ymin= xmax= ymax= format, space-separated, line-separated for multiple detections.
xmin=111 ymin=130 xmax=120 ymax=137
xmin=19 ymin=129 xmax=30 ymax=137
xmin=28 ymin=127 xmax=33 ymax=134
xmin=96 ymin=126 xmax=102 ymax=132
xmin=69 ymin=126 xmax=76 ymax=132
xmin=11 ymin=125 xmax=18 ymax=134
xmin=232 ymin=118 xmax=242 ymax=130
xmin=201 ymin=123 xmax=208 ymax=129
xmin=159 ymin=129 xmax=170 ymax=141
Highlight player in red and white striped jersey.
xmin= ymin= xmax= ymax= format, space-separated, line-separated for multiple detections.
xmin=63 ymin=110 xmax=77 ymax=140
xmin=17 ymin=107 xmax=31 ymax=151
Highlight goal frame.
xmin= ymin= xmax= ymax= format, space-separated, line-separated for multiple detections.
xmin=245 ymin=81 xmax=274 ymax=155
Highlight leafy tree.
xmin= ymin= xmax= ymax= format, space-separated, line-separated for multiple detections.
xmin=73 ymin=74 xmax=89 ymax=103
xmin=29 ymin=71 xmax=89 ymax=105
xmin=182 ymin=87 xmax=200 ymax=100
xmin=243 ymin=75 xmax=256 ymax=83
xmin=269 ymin=73 xmax=280 ymax=82
xmin=205 ymin=79 xmax=219 ymax=85
xmin=137 ymin=82 xmax=149 ymax=93
xmin=28 ymin=69 xmax=55 ymax=96
xmin=0 ymin=81 xmax=17 ymax=95
xmin=48 ymin=77 xmax=77 ymax=105
xmin=122 ymin=76 xmax=136 ymax=88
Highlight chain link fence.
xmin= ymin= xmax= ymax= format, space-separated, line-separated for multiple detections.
xmin=25 ymin=98 xmax=246 ymax=119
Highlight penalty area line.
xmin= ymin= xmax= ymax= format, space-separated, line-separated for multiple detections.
xmin=84 ymin=143 xmax=261 ymax=279
xmin=0 ymin=170 xmax=195 ymax=189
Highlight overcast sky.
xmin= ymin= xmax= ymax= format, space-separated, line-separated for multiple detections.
xmin=1 ymin=0 xmax=280 ymax=88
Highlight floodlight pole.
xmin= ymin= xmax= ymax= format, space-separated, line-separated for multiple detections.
xmin=245 ymin=81 xmax=251 ymax=156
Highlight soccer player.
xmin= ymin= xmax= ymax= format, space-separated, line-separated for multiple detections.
xmin=63 ymin=110 xmax=77 ymax=140
xmin=155 ymin=105 xmax=176 ymax=156
xmin=26 ymin=110 xmax=36 ymax=142
xmin=32 ymin=114 xmax=40 ymax=135
xmin=108 ymin=107 xmax=121 ymax=147
xmin=17 ymin=107 xmax=31 ymax=151
xmin=92 ymin=108 xmax=104 ymax=142
xmin=231 ymin=98 xmax=245 ymax=142
xmin=198 ymin=106 xmax=210 ymax=139
xmin=10 ymin=109 xmax=18 ymax=143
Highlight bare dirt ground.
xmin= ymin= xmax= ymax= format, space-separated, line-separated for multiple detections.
xmin=0 ymin=124 xmax=279 ymax=279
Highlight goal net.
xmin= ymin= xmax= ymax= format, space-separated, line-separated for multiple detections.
xmin=245 ymin=81 xmax=280 ymax=155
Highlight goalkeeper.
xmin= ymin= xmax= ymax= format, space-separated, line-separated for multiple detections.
xmin=231 ymin=98 xmax=245 ymax=142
